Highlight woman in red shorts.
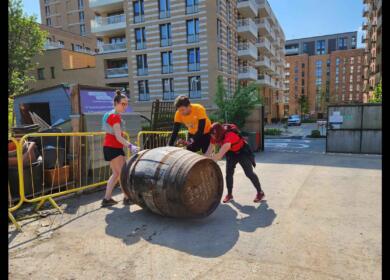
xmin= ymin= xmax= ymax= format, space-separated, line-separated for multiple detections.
xmin=101 ymin=90 xmax=139 ymax=207
xmin=205 ymin=122 xmax=265 ymax=204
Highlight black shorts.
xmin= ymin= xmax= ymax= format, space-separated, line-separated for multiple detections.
xmin=103 ymin=146 xmax=125 ymax=161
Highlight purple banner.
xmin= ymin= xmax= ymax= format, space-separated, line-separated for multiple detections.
xmin=79 ymin=89 xmax=132 ymax=113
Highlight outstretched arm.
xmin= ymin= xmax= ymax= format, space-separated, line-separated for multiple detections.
xmin=204 ymin=142 xmax=215 ymax=157
xmin=113 ymin=124 xmax=131 ymax=147
xmin=168 ymin=122 xmax=181 ymax=146
xmin=211 ymin=143 xmax=231 ymax=161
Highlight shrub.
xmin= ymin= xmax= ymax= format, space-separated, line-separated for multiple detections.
xmin=264 ymin=128 xmax=282 ymax=136
xmin=310 ymin=130 xmax=321 ymax=138
xmin=301 ymin=119 xmax=317 ymax=123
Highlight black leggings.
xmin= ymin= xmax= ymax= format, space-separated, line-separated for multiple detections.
xmin=187 ymin=133 xmax=211 ymax=154
xmin=225 ymin=150 xmax=262 ymax=195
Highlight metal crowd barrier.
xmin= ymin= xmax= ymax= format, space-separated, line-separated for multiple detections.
xmin=137 ymin=130 xmax=188 ymax=150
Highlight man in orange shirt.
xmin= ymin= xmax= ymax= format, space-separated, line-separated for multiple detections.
xmin=168 ymin=95 xmax=211 ymax=153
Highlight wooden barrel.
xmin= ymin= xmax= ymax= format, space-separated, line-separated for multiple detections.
xmin=120 ymin=147 xmax=224 ymax=218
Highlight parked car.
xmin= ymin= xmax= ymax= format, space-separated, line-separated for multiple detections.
xmin=288 ymin=115 xmax=301 ymax=126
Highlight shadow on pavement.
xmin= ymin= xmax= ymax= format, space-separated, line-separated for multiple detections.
xmin=105 ymin=200 xmax=276 ymax=258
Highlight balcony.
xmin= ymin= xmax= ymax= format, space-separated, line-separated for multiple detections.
xmin=159 ymin=10 xmax=171 ymax=19
xmin=163 ymin=92 xmax=175 ymax=100
xmin=160 ymin=38 xmax=172 ymax=47
xmin=105 ymin=67 xmax=128 ymax=78
xmin=285 ymin=47 xmax=299 ymax=56
xmin=189 ymin=90 xmax=202 ymax=99
xmin=99 ymin=41 xmax=127 ymax=53
xmin=134 ymin=15 xmax=145 ymax=24
xmin=362 ymin=7 xmax=369 ymax=17
xmin=237 ymin=0 xmax=258 ymax=18
xmin=187 ymin=34 xmax=200 ymax=43
xmin=162 ymin=65 xmax=173 ymax=74
xmin=256 ymin=0 xmax=272 ymax=18
xmin=255 ymin=56 xmax=273 ymax=71
xmin=136 ymin=41 xmax=147 ymax=50
xmin=256 ymin=18 xmax=271 ymax=35
xmin=237 ymin=42 xmax=257 ymax=60
xmin=91 ymin=14 xmax=126 ymax=36
xmin=238 ymin=66 xmax=257 ymax=81
xmin=137 ymin=68 xmax=148 ymax=76
xmin=89 ymin=0 xmax=123 ymax=13
xmin=188 ymin=63 xmax=200 ymax=72
xmin=44 ymin=41 xmax=64 ymax=50
xmin=256 ymin=37 xmax=272 ymax=53
xmin=237 ymin=19 xmax=258 ymax=41
xmin=186 ymin=4 xmax=199 ymax=14
xmin=362 ymin=21 xmax=368 ymax=30
xmin=139 ymin=93 xmax=150 ymax=101
xmin=256 ymin=73 xmax=272 ymax=87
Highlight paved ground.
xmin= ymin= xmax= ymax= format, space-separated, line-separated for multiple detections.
xmin=265 ymin=138 xmax=326 ymax=154
xmin=9 ymin=150 xmax=381 ymax=280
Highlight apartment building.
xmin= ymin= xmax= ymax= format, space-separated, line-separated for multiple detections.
xmin=285 ymin=48 xmax=365 ymax=117
xmin=40 ymin=0 xmax=95 ymax=37
xmin=88 ymin=0 xmax=285 ymax=118
xmin=362 ymin=0 xmax=382 ymax=100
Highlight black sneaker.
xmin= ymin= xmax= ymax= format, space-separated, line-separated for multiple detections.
xmin=123 ymin=197 xmax=132 ymax=205
xmin=101 ymin=198 xmax=118 ymax=207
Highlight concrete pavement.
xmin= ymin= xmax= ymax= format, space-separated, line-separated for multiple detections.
xmin=9 ymin=151 xmax=381 ymax=280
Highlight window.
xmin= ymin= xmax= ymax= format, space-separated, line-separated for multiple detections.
xmin=50 ymin=67 xmax=55 ymax=79
xmin=303 ymin=42 xmax=309 ymax=54
xmin=187 ymin=48 xmax=200 ymax=71
xmin=350 ymin=66 xmax=354 ymax=74
xmin=227 ymin=53 xmax=232 ymax=74
xmin=217 ymin=19 xmax=222 ymax=42
xmin=336 ymin=57 xmax=340 ymax=66
xmin=161 ymin=51 xmax=173 ymax=73
xmin=227 ymin=27 xmax=231 ymax=48
xmin=301 ymin=79 xmax=304 ymax=86
xmin=80 ymin=24 xmax=85 ymax=35
xmin=350 ymin=75 xmax=353 ymax=83
xmin=316 ymin=40 xmax=325 ymax=55
xmin=45 ymin=6 xmax=50 ymax=16
xmin=133 ymin=0 xmax=145 ymax=23
xmin=162 ymin=78 xmax=174 ymax=100
xmin=217 ymin=48 xmax=223 ymax=70
xmin=350 ymin=57 xmax=354 ymax=64
xmin=301 ymin=63 xmax=305 ymax=69
xmin=186 ymin=0 xmax=199 ymax=14
xmin=188 ymin=76 xmax=201 ymax=98
xmin=160 ymin=23 xmax=172 ymax=46
xmin=159 ymin=0 xmax=170 ymax=18
xmin=294 ymin=66 xmax=298 ymax=73
xmin=58 ymin=40 xmax=64 ymax=47
xmin=301 ymin=88 xmax=305 ymax=95
xmin=46 ymin=18 xmax=52 ymax=26
xmin=226 ymin=0 xmax=231 ymax=20
xmin=338 ymin=37 xmax=348 ymax=50
xmin=357 ymin=56 xmax=361 ymax=64
xmin=216 ymin=0 xmax=221 ymax=13
xmin=301 ymin=71 xmax=304 ymax=77
xmin=138 ymin=80 xmax=150 ymax=101
xmin=187 ymin=19 xmax=199 ymax=43
xmin=136 ymin=54 xmax=148 ymax=75
xmin=315 ymin=60 xmax=322 ymax=110
xmin=351 ymin=36 xmax=356 ymax=47
xmin=135 ymin=27 xmax=146 ymax=49
xmin=71 ymin=43 xmax=75 ymax=51
xmin=78 ymin=0 xmax=84 ymax=9
xmin=79 ymin=11 xmax=84 ymax=23
xmin=37 ymin=68 xmax=45 ymax=80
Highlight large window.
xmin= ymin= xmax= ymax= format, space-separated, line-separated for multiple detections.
xmin=138 ymin=80 xmax=150 ymax=101
xmin=78 ymin=0 xmax=84 ymax=9
xmin=338 ymin=37 xmax=348 ymax=50
xmin=188 ymin=76 xmax=201 ymax=98
xmin=133 ymin=0 xmax=145 ymax=23
xmin=187 ymin=48 xmax=200 ymax=71
xmin=315 ymin=60 xmax=322 ymax=110
xmin=186 ymin=0 xmax=199 ymax=14
xmin=80 ymin=24 xmax=85 ymax=35
xmin=46 ymin=18 xmax=52 ymax=26
xmin=136 ymin=54 xmax=148 ymax=76
xmin=160 ymin=23 xmax=172 ymax=46
xmin=187 ymin=19 xmax=199 ymax=43
xmin=37 ymin=68 xmax=45 ymax=80
xmin=316 ymin=40 xmax=325 ymax=55
xmin=162 ymin=78 xmax=174 ymax=100
xmin=226 ymin=0 xmax=231 ymax=20
xmin=217 ymin=19 xmax=222 ymax=42
xmin=161 ymin=51 xmax=173 ymax=73
xmin=79 ymin=11 xmax=85 ymax=23
xmin=159 ymin=0 xmax=171 ymax=18
xmin=135 ymin=27 xmax=146 ymax=49
xmin=217 ymin=48 xmax=223 ymax=71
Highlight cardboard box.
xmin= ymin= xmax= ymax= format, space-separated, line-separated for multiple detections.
xmin=44 ymin=165 xmax=70 ymax=187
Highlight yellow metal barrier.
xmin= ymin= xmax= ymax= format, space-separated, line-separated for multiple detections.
xmin=137 ymin=130 xmax=188 ymax=150
xmin=8 ymin=132 xmax=134 ymax=224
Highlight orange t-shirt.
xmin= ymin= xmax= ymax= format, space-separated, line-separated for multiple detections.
xmin=174 ymin=104 xmax=211 ymax=135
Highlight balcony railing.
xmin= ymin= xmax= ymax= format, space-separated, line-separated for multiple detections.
xmin=186 ymin=5 xmax=199 ymax=14
xmin=99 ymin=41 xmax=127 ymax=53
xmin=105 ymin=67 xmax=128 ymax=78
xmin=92 ymin=14 xmax=125 ymax=27
xmin=362 ymin=7 xmax=369 ymax=17
xmin=139 ymin=93 xmax=150 ymax=101
xmin=237 ymin=18 xmax=257 ymax=39
xmin=161 ymin=38 xmax=172 ymax=47
xmin=187 ymin=34 xmax=200 ymax=43
xmin=136 ymin=41 xmax=146 ymax=50
xmin=238 ymin=66 xmax=257 ymax=80
xmin=134 ymin=15 xmax=145 ymax=24
xmin=163 ymin=92 xmax=175 ymax=100
xmin=44 ymin=41 xmax=64 ymax=50
xmin=237 ymin=0 xmax=258 ymax=17
xmin=189 ymin=90 xmax=202 ymax=99
xmin=159 ymin=10 xmax=171 ymax=19
xmin=363 ymin=21 xmax=368 ymax=30
xmin=188 ymin=63 xmax=200 ymax=71
xmin=162 ymin=65 xmax=173 ymax=74
xmin=137 ymin=68 xmax=148 ymax=76
xmin=285 ymin=47 xmax=299 ymax=55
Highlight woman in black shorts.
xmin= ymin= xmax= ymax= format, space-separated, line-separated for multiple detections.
xmin=101 ymin=90 xmax=139 ymax=207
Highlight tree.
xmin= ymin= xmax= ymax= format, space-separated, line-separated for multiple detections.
xmin=297 ymin=94 xmax=309 ymax=118
xmin=212 ymin=76 xmax=262 ymax=129
xmin=369 ymin=80 xmax=382 ymax=103
xmin=8 ymin=0 xmax=48 ymax=97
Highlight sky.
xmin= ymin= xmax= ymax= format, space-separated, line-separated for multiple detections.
xmin=22 ymin=0 xmax=365 ymax=48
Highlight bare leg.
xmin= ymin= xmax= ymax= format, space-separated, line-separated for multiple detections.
xmin=104 ymin=156 xmax=128 ymax=200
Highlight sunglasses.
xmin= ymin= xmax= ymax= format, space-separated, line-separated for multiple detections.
xmin=120 ymin=102 xmax=128 ymax=106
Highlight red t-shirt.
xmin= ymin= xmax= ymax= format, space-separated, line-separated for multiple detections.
xmin=103 ymin=114 xmax=124 ymax=148
xmin=211 ymin=132 xmax=244 ymax=152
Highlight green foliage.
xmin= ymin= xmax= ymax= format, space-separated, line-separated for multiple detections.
xmin=301 ymin=119 xmax=317 ymax=123
xmin=8 ymin=98 xmax=15 ymax=136
xmin=264 ymin=128 xmax=282 ymax=135
xmin=309 ymin=130 xmax=321 ymax=138
xmin=213 ymin=76 xmax=262 ymax=128
xmin=8 ymin=0 xmax=48 ymax=96
xmin=298 ymin=95 xmax=309 ymax=115
xmin=369 ymin=80 xmax=382 ymax=103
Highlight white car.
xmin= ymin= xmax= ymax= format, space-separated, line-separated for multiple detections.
xmin=288 ymin=115 xmax=301 ymax=126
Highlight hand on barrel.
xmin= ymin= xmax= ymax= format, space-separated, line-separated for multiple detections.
xmin=128 ymin=143 xmax=140 ymax=154
xmin=176 ymin=138 xmax=193 ymax=148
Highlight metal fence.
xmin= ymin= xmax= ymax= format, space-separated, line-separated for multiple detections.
xmin=326 ymin=104 xmax=382 ymax=154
